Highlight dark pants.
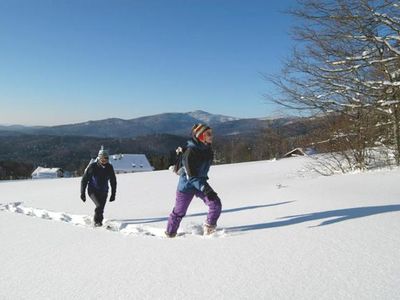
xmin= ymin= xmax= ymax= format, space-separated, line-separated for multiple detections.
xmin=89 ymin=192 xmax=108 ymax=224
xmin=166 ymin=190 xmax=222 ymax=235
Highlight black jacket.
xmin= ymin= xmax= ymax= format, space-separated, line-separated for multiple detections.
xmin=81 ymin=161 xmax=116 ymax=195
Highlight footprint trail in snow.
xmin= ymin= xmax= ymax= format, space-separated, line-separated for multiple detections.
xmin=0 ymin=202 xmax=227 ymax=239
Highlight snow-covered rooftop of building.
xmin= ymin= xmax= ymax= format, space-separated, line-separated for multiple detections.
xmin=32 ymin=167 xmax=63 ymax=179
xmin=32 ymin=167 xmax=62 ymax=174
xmin=109 ymin=154 xmax=153 ymax=172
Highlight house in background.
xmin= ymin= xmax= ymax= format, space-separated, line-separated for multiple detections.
xmin=283 ymin=148 xmax=306 ymax=158
xmin=32 ymin=167 xmax=64 ymax=179
xmin=282 ymin=147 xmax=317 ymax=158
xmin=89 ymin=154 xmax=154 ymax=174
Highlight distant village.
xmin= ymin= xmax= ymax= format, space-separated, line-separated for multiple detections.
xmin=32 ymin=153 xmax=154 ymax=179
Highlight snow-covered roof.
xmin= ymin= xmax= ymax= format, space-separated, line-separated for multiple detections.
xmin=32 ymin=167 xmax=63 ymax=178
xmin=283 ymin=148 xmax=306 ymax=158
xmin=108 ymin=154 xmax=154 ymax=173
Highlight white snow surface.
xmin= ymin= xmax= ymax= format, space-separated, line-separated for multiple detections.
xmin=1 ymin=156 xmax=399 ymax=299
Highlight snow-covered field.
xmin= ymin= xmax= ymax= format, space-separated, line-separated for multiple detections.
xmin=1 ymin=156 xmax=399 ymax=299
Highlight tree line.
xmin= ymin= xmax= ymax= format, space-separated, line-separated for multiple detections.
xmin=0 ymin=123 xmax=320 ymax=180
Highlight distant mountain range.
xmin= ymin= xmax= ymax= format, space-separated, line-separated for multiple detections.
xmin=0 ymin=110 xmax=302 ymax=138
xmin=0 ymin=111 xmax=327 ymax=177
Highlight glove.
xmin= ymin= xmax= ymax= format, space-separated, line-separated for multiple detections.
xmin=203 ymin=183 xmax=218 ymax=200
xmin=109 ymin=194 xmax=116 ymax=202
xmin=80 ymin=193 xmax=86 ymax=202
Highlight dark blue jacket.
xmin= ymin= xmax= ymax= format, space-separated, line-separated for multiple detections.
xmin=177 ymin=138 xmax=213 ymax=193
xmin=81 ymin=160 xmax=117 ymax=195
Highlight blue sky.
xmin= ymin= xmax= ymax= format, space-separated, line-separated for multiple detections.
xmin=0 ymin=0 xmax=297 ymax=126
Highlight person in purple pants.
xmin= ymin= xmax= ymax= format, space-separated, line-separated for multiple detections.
xmin=166 ymin=124 xmax=222 ymax=237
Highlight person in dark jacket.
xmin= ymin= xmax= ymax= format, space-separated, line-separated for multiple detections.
xmin=165 ymin=124 xmax=222 ymax=237
xmin=81 ymin=146 xmax=117 ymax=227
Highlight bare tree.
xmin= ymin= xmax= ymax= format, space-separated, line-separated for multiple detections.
xmin=267 ymin=0 xmax=400 ymax=168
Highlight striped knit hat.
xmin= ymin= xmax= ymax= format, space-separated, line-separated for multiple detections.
xmin=192 ymin=123 xmax=211 ymax=141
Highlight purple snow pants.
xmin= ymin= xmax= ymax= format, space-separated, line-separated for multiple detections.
xmin=166 ymin=190 xmax=222 ymax=235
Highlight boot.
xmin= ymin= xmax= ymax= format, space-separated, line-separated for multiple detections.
xmin=203 ymin=223 xmax=216 ymax=235
xmin=165 ymin=231 xmax=177 ymax=238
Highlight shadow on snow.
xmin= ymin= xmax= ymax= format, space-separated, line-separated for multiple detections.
xmin=226 ymin=204 xmax=400 ymax=232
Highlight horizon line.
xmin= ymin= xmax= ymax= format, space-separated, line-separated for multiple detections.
xmin=1 ymin=110 xmax=296 ymax=127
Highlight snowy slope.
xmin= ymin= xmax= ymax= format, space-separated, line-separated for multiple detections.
xmin=0 ymin=156 xmax=399 ymax=299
